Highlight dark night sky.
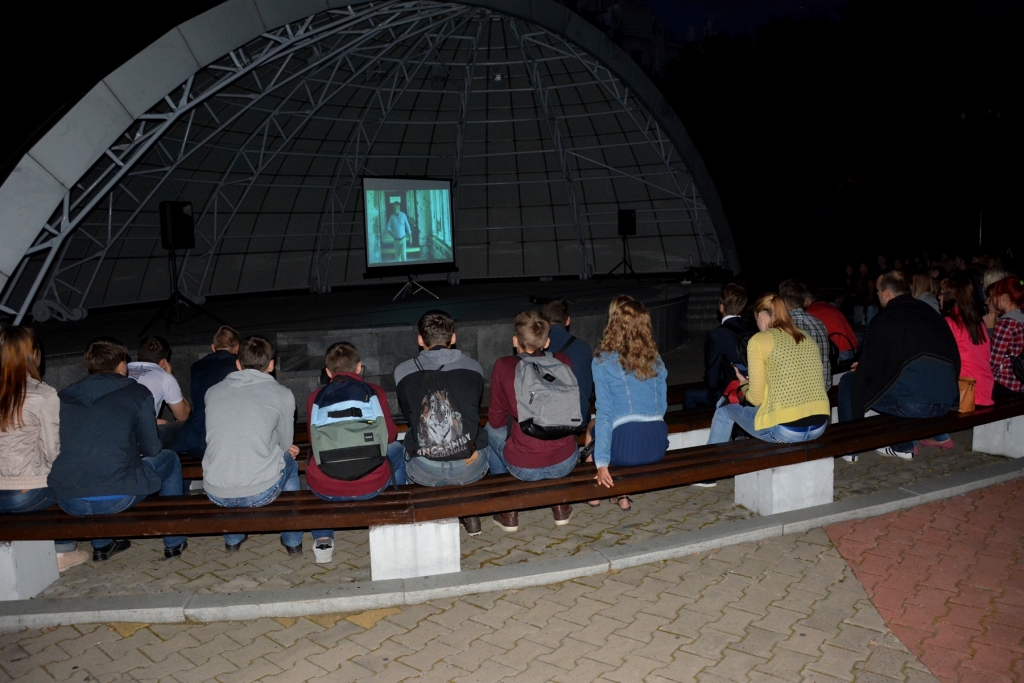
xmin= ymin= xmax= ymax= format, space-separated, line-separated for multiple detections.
xmin=1 ymin=0 xmax=1020 ymax=291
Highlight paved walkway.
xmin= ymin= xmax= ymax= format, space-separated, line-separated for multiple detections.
xmin=40 ymin=431 xmax=1002 ymax=600
xmin=1 ymin=529 xmax=936 ymax=683
xmin=826 ymin=478 xmax=1024 ymax=683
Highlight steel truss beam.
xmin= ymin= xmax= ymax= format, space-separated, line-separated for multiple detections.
xmin=3 ymin=1 xmax=725 ymax=324
xmin=506 ymin=18 xmax=591 ymax=279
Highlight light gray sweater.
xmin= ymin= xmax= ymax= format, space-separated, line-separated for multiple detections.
xmin=203 ymin=369 xmax=295 ymax=499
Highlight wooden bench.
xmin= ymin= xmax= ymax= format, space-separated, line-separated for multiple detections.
xmin=5 ymin=393 xmax=1023 ymax=595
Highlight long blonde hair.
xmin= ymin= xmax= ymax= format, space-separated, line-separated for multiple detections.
xmin=753 ymin=294 xmax=806 ymax=344
xmin=607 ymin=294 xmax=633 ymax=319
xmin=596 ymin=300 xmax=660 ymax=380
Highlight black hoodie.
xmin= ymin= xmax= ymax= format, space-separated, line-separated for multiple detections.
xmin=47 ymin=373 xmax=163 ymax=499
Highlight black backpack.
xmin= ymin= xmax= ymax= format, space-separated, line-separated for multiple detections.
xmin=1013 ymin=351 xmax=1024 ymax=384
xmin=409 ymin=359 xmax=476 ymax=461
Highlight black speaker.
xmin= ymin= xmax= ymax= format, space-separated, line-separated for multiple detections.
xmin=617 ymin=209 xmax=637 ymax=237
xmin=160 ymin=201 xmax=195 ymax=250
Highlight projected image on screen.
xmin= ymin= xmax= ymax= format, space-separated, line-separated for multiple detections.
xmin=364 ymin=178 xmax=454 ymax=269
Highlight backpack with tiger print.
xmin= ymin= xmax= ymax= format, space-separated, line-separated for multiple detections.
xmin=410 ymin=358 xmax=476 ymax=461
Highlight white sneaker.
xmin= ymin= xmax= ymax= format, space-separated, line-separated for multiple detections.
xmin=876 ymin=447 xmax=913 ymax=460
xmin=313 ymin=538 xmax=334 ymax=564
xmin=691 ymin=481 xmax=717 ymax=488
xmin=841 ymin=454 xmax=858 ymax=462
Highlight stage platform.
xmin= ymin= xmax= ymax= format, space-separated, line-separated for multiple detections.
xmin=34 ymin=278 xmax=720 ymax=418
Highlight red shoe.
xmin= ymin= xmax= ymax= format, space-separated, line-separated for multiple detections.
xmin=918 ymin=438 xmax=954 ymax=449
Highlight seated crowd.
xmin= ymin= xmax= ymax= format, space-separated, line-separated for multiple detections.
xmin=1 ymin=265 xmax=1021 ymax=569
xmin=0 ymin=298 xmax=671 ymax=565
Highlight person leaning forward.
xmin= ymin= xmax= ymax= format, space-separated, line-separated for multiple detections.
xmin=394 ymin=310 xmax=490 ymax=535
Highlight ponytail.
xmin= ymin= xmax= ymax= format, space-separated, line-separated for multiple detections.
xmin=753 ymin=294 xmax=806 ymax=344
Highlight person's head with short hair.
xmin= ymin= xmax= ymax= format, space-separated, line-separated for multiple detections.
xmin=137 ymin=336 xmax=173 ymax=373
xmin=236 ymin=336 xmax=275 ymax=373
xmin=718 ymin=283 xmax=747 ymax=317
xmin=85 ymin=337 xmax=128 ymax=376
xmin=876 ymin=270 xmax=910 ymax=307
xmin=541 ymin=299 xmax=571 ymax=327
xmin=390 ymin=201 xmax=401 ymax=215
xmin=325 ymin=341 xmax=361 ymax=378
xmin=212 ymin=325 xmax=241 ymax=353
xmin=608 ymin=294 xmax=634 ymax=320
xmin=417 ymin=310 xmax=456 ymax=349
xmin=777 ymin=279 xmax=807 ymax=311
xmin=513 ymin=311 xmax=551 ymax=354
xmin=983 ymin=267 xmax=1010 ymax=292
xmin=0 ymin=326 xmax=42 ymax=432
xmin=596 ymin=301 xmax=661 ymax=380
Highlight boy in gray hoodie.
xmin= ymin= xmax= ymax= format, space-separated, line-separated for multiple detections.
xmin=204 ymin=336 xmax=332 ymax=556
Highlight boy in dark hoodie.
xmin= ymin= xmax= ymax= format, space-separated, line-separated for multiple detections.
xmin=48 ymin=338 xmax=187 ymax=561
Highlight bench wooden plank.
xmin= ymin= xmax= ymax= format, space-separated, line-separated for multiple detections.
xmin=7 ymin=395 xmax=1022 ymax=542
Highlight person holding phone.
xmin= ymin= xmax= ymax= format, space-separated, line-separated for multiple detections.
xmin=707 ymin=294 xmax=830 ymax=445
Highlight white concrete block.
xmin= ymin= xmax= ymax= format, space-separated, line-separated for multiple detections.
xmin=179 ymin=0 xmax=268 ymax=68
xmin=29 ymin=82 xmax=134 ymax=189
xmin=735 ymin=458 xmax=833 ymax=516
xmin=255 ymin=0 xmax=329 ymax=30
xmin=669 ymin=428 xmax=710 ymax=450
xmin=105 ymin=29 xmax=201 ymax=118
xmin=0 ymin=542 xmax=59 ymax=601
xmin=0 ymin=156 xmax=67 ymax=284
xmin=369 ymin=519 xmax=460 ymax=581
xmin=973 ymin=416 xmax=1024 ymax=459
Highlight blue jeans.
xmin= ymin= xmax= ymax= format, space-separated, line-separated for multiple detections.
xmin=58 ymin=449 xmax=186 ymax=550
xmin=310 ymin=441 xmax=409 ymax=502
xmin=207 ymin=456 xmax=333 ymax=547
xmin=0 ymin=488 xmax=76 ymax=552
xmin=707 ymin=403 xmax=827 ymax=445
xmin=837 ymin=372 xmax=954 ymax=452
xmin=486 ymin=424 xmax=579 ymax=480
xmin=405 ymin=445 xmax=490 ymax=486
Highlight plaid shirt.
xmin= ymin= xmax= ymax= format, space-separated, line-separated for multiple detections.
xmin=990 ymin=315 xmax=1024 ymax=393
xmin=790 ymin=308 xmax=832 ymax=390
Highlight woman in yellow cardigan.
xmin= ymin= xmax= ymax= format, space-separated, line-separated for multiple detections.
xmin=707 ymin=294 xmax=830 ymax=444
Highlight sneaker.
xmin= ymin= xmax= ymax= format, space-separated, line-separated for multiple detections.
xmin=492 ymin=511 xmax=519 ymax=532
xmin=57 ymin=550 xmax=90 ymax=572
xmin=313 ymin=538 xmax=335 ymax=564
xmin=876 ymin=447 xmax=914 ymax=460
xmin=691 ymin=481 xmax=717 ymax=488
xmin=461 ymin=516 xmax=482 ymax=536
xmin=92 ymin=539 xmax=131 ymax=562
xmin=841 ymin=454 xmax=859 ymax=462
xmin=225 ymin=534 xmax=248 ymax=553
xmin=918 ymin=437 xmax=955 ymax=449
xmin=552 ymin=504 xmax=573 ymax=526
xmin=282 ymin=539 xmax=303 ymax=557
xmin=163 ymin=540 xmax=188 ymax=560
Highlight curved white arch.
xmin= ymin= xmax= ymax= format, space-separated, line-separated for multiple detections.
xmin=0 ymin=0 xmax=739 ymax=324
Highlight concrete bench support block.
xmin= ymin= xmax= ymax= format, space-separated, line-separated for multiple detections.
xmin=735 ymin=458 xmax=834 ymax=516
xmin=973 ymin=416 xmax=1024 ymax=459
xmin=0 ymin=541 xmax=59 ymax=601
xmin=369 ymin=519 xmax=460 ymax=581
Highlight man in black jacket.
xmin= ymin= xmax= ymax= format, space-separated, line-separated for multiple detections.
xmin=685 ymin=284 xmax=752 ymax=410
xmin=837 ymin=271 xmax=960 ymax=460
xmin=172 ymin=325 xmax=240 ymax=458
xmin=48 ymin=338 xmax=187 ymax=561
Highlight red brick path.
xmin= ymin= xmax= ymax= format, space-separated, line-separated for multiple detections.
xmin=826 ymin=479 xmax=1024 ymax=683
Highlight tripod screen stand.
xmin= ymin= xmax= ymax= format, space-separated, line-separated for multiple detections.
xmin=393 ymin=273 xmax=440 ymax=302
xmin=138 ymin=248 xmax=227 ymax=336
xmin=599 ymin=209 xmax=641 ymax=283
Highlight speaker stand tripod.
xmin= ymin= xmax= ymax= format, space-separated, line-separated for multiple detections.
xmin=599 ymin=234 xmax=642 ymax=283
xmin=138 ymin=249 xmax=227 ymax=336
xmin=392 ymin=273 xmax=440 ymax=302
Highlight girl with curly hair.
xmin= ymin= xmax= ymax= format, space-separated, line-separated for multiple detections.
xmin=584 ymin=299 xmax=668 ymax=510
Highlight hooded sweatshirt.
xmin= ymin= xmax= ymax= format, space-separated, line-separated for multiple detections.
xmin=47 ymin=373 xmax=163 ymax=499
xmin=203 ymin=369 xmax=295 ymax=499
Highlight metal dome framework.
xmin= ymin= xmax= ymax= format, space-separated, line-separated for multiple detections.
xmin=1 ymin=0 xmax=731 ymax=324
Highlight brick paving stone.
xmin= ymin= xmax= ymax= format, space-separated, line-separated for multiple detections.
xmin=828 ymin=478 xmax=1024 ymax=683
